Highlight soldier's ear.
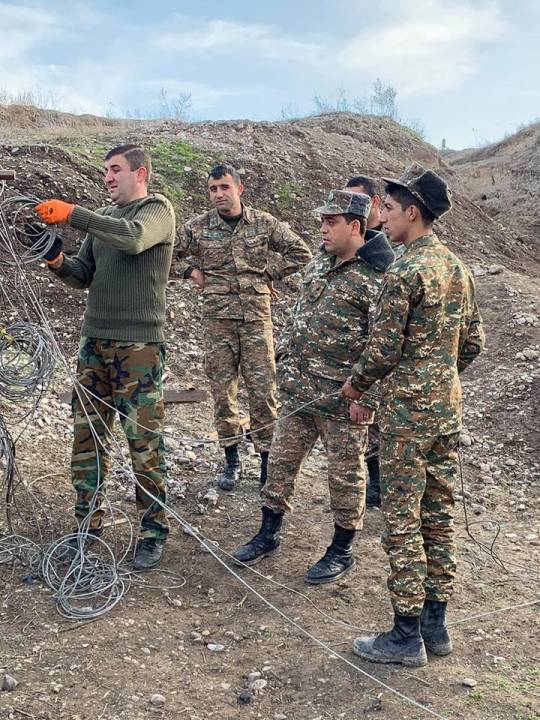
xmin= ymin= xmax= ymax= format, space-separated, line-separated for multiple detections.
xmin=407 ymin=204 xmax=419 ymax=222
xmin=237 ymin=182 xmax=245 ymax=196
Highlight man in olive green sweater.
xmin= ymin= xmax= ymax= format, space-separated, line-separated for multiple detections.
xmin=34 ymin=144 xmax=175 ymax=570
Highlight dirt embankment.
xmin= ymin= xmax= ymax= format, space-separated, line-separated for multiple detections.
xmin=447 ymin=120 xmax=540 ymax=246
xmin=0 ymin=111 xmax=539 ymax=720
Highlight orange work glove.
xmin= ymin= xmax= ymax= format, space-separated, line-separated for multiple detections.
xmin=35 ymin=199 xmax=75 ymax=224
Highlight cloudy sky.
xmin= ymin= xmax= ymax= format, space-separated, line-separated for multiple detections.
xmin=0 ymin=0 xmax=538 ymax=149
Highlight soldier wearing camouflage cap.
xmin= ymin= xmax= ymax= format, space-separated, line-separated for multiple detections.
xmin=233 ymin=190 xmax=394 ymax=584
xmin=343 ymin=163 xmax=485 ymax=666
xmin=176 ymin=164 xmax=311 ymax=491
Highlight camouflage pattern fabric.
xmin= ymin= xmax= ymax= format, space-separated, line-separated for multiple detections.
xmin=379 ymin=432 xmax=459 ymax=615
xmin=277 ymin=230 xmax=394 ymax=419
xmin=262 ymin=409 xmax=368 ymax=530
xmin=351 ymin=234 xmax=485 ymax=436
xmin=350 ymin=233 xmax=484 ymax=616
xmin=176 ymin=205 xmax=312 ymax=320
xmin=366 ymin=422 xmax=380 ymax=461
xmin=315 ymin=189 xmax=372 ymax=218
xmin=204 ymin=317 xmax=277 ymax=453
xmin=72 ymin=337 xmax=168 ymax=539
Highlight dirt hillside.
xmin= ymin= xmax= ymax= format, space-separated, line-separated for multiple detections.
xmin=0 ymin=111 xmax=539 ymax=720
xmin=447 ymin=120 xmax=540 ymax=246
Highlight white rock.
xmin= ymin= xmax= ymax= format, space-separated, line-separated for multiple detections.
xmin=150 ymin=693 xmax=166 ymax=707
xmin=249 ymin=678 xmax=268 ymax=693
xmin=207 ymin=643 xmax=225 ymax=652
xmin=462 ymin=678 xmax=477 ymax=688
xmin=460 ymin=432 xmax=473 ymax=447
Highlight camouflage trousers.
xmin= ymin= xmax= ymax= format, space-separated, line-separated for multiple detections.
xmin=262 ymin=409 xmax=368 ymax=530
xmin=204 ymin=318 xmax=277 ymax=453
xmin=71 ymin=337 xmax=169 ymax=540
xmin=379 ymin=432 xmax=459 ymax=616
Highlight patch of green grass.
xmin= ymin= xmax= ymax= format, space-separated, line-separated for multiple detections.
xmin=68 ymin=143 xmax=110 ymax=171
xmin=148 ymin=140 xmax=222 ymax=212
xmin=275 ymin=180 xmax=299 ymax=213
xmin=150 ymin=140 xmax=206 ymax=180
xmin=464 ymin=689 xmax=487 ymax=709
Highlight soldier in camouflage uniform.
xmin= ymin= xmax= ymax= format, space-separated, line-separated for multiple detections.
xmin=342 ymin=164 xmax=485 ymax=666
xmin=345 ymin=175 xmax=387 ymax=508
xmin=233 ymin=191 xmax=394 ymax=584
xmin=34 ymin=144 xmax=175 ymax=570
xmin=176 ymin=164 xmax=311 ymax=490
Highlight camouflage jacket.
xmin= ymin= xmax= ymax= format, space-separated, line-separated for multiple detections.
xmin=176 ymin=205 xmax=312 ymax=321
xmin=351 ymin=234 xmax=485 ymax=437
xmin=278 ymin=230 xmax=395 ymax=420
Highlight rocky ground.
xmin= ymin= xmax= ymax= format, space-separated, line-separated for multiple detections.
xmin=447 ymin=119 xmax=540 ymax=247
xmin=0 ymin=110 xmax=539 ymax=720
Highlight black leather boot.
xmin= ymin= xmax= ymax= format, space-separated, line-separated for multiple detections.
xmin=133 ymin=538 xmax=165 ymax=571
xmin=421 ymin=599 xmax=453 ymax=655
xmin=366 ymin=457 xmax=381 ymax=508
xmin=259 ymin=451 xmax=269 ymax=486
xmin=352 ymin=613 xmax=428 ymax=667
xmin=217 ymin=444 xmax=242 ymax=491
xmin=305 ymin=525 xmax=356 ymax=585
xmin=233 ymin=506 xmax=283 ymax=565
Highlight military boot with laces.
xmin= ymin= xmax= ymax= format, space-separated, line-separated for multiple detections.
xmin=421 ymin=599 xmax=453 ymax=655
xmin=233 ymin=506 xmax=283 ymax=565
xmin=352 ymin=613 xmax=428 ymax=667
xmin=133 ymin=537 xmax=165 ymax=571
xmin=305 ymin=524 xmax=356 ymax=584
xmin=217 ymin=443 xmax=242 ymax=491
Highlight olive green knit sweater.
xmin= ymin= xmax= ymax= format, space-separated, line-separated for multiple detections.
xmin=51 ymin=194 xmax=175 ymax=343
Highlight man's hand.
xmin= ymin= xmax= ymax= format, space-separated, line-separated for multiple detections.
xmin=35 ymin=199 xmax=75 ymax=225
xmin=341 ymin=377 xmax=363 ymax=400
xmin=25 ymin=222 xmax=63 ymax=265
xmin=349 ymin=401 xmax=374 ymax=424
xmin=190 ymin=268 xmax=205 ymax=290
xmin=267 ymin=280 xmax=279 ymax=299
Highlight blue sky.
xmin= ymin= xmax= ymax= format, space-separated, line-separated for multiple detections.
xmin=1 ymin=0 xmax=538 ymax=149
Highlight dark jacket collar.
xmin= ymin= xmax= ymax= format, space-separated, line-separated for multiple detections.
xmin=358 ymin=229 xmax=395 ymax=271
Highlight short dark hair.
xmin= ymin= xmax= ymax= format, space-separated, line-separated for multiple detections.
xmin=105 ymin=144 xmax=151 ymax=183
xmin=385 ymin=183 xmax=435 ymax=225
xmin=342 ymin=213 xmax=367 ymax=236
xmin=207 ymin=163 xmax=242 ymax=184
xmin=346 ymin=175 xmax=380 ymax=198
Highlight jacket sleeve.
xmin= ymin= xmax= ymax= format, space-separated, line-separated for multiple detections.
xmin=350 ymin=273 xmax=411 ymax=392
xmin=358 ymin=382 xmax=381 ymax=411
xmin=458 ymin=298 xmax=485 ymax=372
xmin=49 ymin=235 xmax=96 ymax=289
xmin=175 ymin=222 xmax=202 ymax=278
xmin=68 ymin=200 xmax=174 ymax=255
xmin=266 ymin=219 xmax=312 ymax=280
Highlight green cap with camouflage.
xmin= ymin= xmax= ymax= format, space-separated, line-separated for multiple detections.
xmin=382 ymin=162 xmax=452 ymax=219
xmin=315 ymin=190 xmax=372 ymax=219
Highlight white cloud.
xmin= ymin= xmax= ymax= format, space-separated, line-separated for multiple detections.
xmin=338 ymin=0 xmax=506 ymax=96
xmin=154 ymin=18 xmax=323 ymax=63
